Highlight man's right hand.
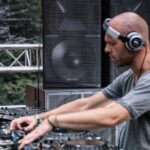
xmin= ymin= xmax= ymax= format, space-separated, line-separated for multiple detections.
xmin=10 ymin=115 xmax=37 ymax=131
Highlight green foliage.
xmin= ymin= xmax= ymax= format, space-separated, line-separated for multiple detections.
xmin=3 ymin=0 xmax=42 ymax=42
xmin=0 ymin=73 xmax=42 ymax=105
xmin=0 ymin=0 xmax=43 ymax=105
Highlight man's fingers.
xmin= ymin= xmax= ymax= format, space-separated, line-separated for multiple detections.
xmin=18 ymin=141 xmax=25 ymax=150
xmin=23 ymin=124 xmax=34 ymax=131
xmin=16 ymin=122 xmax=23 ymax=130
xmin=18 ymin=135 xmax=34 ymax=150
xmin=10 ymin=120 xmax=21 ymax=131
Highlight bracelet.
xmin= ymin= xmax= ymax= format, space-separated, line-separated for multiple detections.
xmin=34 ymin=115 xmax=42 ymax=125
xmin=47 ymin=116 xmax=56 ymax=129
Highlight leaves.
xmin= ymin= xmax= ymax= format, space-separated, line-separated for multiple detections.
xmin=0 ymin=73 xmax=42 ymax=105
xmin=0 ymin=0 xmax=42 ymax=105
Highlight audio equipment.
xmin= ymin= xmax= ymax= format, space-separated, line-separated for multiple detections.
xmin=42 ymin=0 xmax=101 ymax=88
xmin=42 ymin=129 xmax=119 ymax=150
xmin=0 ymin=106 xmax=47 ymax=150
xmin=62 ymin=137 xmax=119 ymax=150
xmin=109 ymin=0 xmax=150 ymax=25
xmin=0 ymin=103 xmax=117 ymax=150
xmin=103 ymin=18 xmax=144 ymax=52
xmin=25 ymin=83 xmax=100 ymax=110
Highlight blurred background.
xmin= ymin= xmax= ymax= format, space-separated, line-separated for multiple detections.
xmin=0 ymin=0 xmax=42 ymax=105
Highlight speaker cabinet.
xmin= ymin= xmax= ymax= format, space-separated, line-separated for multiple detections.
xmin=25 ymin=83 xmax=100 ymax=110
xmin=42 ymin=0 xmax=101 ymax=88
xmin=108 ymin=0 xmax=150 ymax=80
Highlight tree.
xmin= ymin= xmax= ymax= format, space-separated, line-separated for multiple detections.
xmin=0 ymin=0 xmax=43 ymax=105
xmin=0 ymin=0 xmax=42 ymax=43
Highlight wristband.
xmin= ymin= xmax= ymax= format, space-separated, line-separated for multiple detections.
xmin=34 ymin=115 xmax=42 ymax=125
xmin=47 ymin=116 xmax=56 ymax=129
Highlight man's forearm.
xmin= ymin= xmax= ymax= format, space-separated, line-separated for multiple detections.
xmin=49 ymin=102 xmax=130 ymax=130
xmin=37 ymin=92 xmax=108 ymax=120
xmin=37 ymin=98 xmax=87 ymax=120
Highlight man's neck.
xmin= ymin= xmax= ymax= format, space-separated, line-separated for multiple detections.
xmin=132 ymin=47 xmax=150 ymax=79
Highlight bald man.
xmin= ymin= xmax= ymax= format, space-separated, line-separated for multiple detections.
xmin=10 ymin=12 xmax=150 ymax=150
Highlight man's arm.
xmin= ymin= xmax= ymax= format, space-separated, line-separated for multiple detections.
xmin=38 ymin=91 xmax=112 ymax=120
xmin=10 ymin=91 xmax=111 ymax=131
xmin=48 ymin=101 xmax=131 ymax=130
xmin=19 ymin=100 xmax=131 ymax=146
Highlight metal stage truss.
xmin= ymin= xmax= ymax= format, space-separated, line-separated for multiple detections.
xmin=0 ymin=44 xmax=43 ymax=73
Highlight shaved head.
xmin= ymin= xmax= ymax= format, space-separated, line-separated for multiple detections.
xmin=110 ymin=12 xmax=149 ymax=46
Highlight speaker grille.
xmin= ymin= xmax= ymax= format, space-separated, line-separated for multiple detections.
xmin=42 ymin=0 xmax=101 ymax=88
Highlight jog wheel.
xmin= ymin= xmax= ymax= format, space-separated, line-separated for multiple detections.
xmin=47 ymin=128 xmax=88 ymax=142
xmin=62 ymin=136 xmax=119 ymax=150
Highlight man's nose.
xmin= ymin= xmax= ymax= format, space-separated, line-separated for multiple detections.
xmin=104 ymin=45 xmax=111 ymax=53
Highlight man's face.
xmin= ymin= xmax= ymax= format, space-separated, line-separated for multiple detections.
xmin=104 ymin=34 xmax=133 ymax=67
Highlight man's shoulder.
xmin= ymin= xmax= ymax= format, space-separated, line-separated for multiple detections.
xmin=118 ymin=69 xmax=133 ymax=79
xmin=138 ymin=69 xmax=150 ymax=83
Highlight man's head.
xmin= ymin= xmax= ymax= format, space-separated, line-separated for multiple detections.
xmin=103 ymin=12 xmax=149 ymax=67
xmin=103 ymin=18 xmax=144 ymax=52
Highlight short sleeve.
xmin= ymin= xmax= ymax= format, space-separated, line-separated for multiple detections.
xmin=102 ymin=69 xmax=134 ymax=99
xmin=117 ymin=73 xmax=150 ymax=119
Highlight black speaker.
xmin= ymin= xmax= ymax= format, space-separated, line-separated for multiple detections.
xmin=42 ymin=0 xmax=102 ymax=88
xmin=108 ymin=0 xmax=150 ymax=80
xmin=109 ymin=0 xmax=150 ymax=22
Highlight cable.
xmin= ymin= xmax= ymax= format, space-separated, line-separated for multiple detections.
xmin=35 ymin=42 xmax=42 ymax=108
xmin=137 ymin=45 xmax=147 ymax=81
xmin=34 ymin=3 xmax=43 ymax=108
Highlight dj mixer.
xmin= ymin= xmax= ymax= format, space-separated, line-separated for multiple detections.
xmin=0 ymin=106 xmax=119 ymax=150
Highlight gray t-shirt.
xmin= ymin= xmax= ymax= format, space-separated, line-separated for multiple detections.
xmin=102 ymin=69 xmax=150 ymax=150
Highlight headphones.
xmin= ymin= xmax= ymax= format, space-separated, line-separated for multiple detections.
xmin=103 ymin=18 xmax=144 ymax=52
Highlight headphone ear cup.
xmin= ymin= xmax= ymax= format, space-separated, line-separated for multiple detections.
xmin=125 ymin=32 xmax=144 ymax=52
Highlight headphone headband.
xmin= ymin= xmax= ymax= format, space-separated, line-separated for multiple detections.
xmin=103 ymin=18 xmax=144 ymax=52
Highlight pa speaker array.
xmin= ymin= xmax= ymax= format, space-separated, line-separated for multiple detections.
xmin=42 ymin=0 xmax=102 ymax=88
